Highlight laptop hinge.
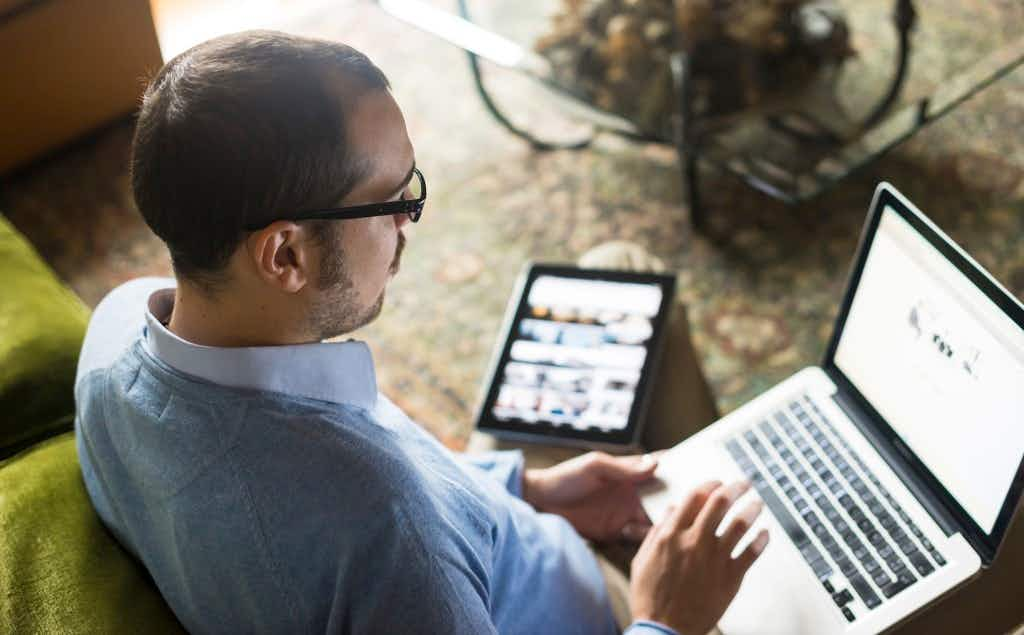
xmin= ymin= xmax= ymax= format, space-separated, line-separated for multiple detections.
xmin=830 ymin=389 xmax=960 ymax=538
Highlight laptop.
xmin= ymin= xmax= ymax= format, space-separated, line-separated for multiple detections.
xmin=640 ymin=182 xmax=1024 ymax=634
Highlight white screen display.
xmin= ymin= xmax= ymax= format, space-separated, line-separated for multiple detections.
xmin=491 ymin=276 xmax=662 ymax=432
xmin=834 ymin=207 xmax=1024 ymax=533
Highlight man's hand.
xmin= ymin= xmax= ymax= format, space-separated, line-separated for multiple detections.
xmin=522 ymin=452 xmax=659 ymax=542
xmin=630 ymin=480 xmax=769 ymax=635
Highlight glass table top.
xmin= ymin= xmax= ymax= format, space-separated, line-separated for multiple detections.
xmin=379 ymin=0 xmax=1024 ymax=204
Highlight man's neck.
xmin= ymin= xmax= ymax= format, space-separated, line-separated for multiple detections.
xmin=167 ymin=283 xmax=314 ymax=348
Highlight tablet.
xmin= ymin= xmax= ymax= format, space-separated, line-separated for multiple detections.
xmin=475 ymin=263 xmax=676 ymax=450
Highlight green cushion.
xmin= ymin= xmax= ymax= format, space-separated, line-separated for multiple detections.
xmin=0 ymin=215 xmax=89 ymax=455
xmin=0 ymin=431 xmax=183 ymax=633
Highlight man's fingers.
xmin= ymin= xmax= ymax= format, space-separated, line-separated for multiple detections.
xmin=694 ymin=480 xmax=751 ymax=537
xmin=732 ymin=529 xmax=770 ymax=575
xmin=664 ymin=480 xmax=722 ymax=533
xmin=719 ymin=500 xmax=764 ymax=553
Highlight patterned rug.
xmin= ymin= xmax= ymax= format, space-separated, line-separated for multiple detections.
xmin=3 ymin=0 xmax=1022 ymax=450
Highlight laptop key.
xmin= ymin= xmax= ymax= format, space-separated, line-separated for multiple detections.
xmin=909 ymin=551 xmax=934 ymax=577
xmin=848 ymin=573 xmax=882 ymax=609
xmin=872 ymin=570 xmax=892 ymax=587
xmin=880 ymin=579 xmax=911 ymax=599
xmin=835 ymin=555 xmax=857 ymax=577
xmin=799 ymin=543 xmax=819 ymax=562
xmin=842 ymin=606 xmax=856 ymax=622
xmin=809 ymin=557 xmax=833 ymax=581
xmin=931 ymin=550 xmax=947 ymax=566
xmin=832 ymin=589 xmax=854 ymax=607
xmin=824 ymin=542 xmax=844 ymax=561
xmin=889 ymin=558 xmax=909 ymax=575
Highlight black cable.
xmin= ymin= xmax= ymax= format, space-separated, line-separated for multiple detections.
xmin=454 ymin=0 xmax=594 ymax=152
xmin=860 ymin=0 xmax=917 ymax=131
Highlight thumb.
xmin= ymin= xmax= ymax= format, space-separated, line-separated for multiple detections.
xmin=590 ymin=452 xmax=658 ymax=482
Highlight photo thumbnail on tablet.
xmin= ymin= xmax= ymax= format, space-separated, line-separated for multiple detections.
xmin=492 ymin=275 xmax=664 ymax=432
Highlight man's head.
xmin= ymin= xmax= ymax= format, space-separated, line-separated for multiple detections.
xmin=131 ymin=30 xmax=415 ymax=341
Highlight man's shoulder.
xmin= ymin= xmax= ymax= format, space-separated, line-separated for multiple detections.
xmin=240 ymin=406 xmax=494 ymax=541
xmin=241 ymin=406 xmax=460 ymax=515
xmin=77 ymin=277 xmax=175 ymax=384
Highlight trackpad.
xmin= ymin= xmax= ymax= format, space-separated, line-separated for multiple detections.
xmin=639 ymin=436 xmax=743 ymax=523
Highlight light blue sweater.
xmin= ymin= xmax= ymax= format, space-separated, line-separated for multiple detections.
xmin=74 ymin=279 xmax=674 ymax=634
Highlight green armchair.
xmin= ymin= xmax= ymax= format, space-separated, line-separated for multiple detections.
xmin=0 ymin=214 xmax=182 ymax=633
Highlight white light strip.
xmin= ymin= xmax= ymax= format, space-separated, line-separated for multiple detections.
xmin=377 ymin=0 xmax=527 ymax=69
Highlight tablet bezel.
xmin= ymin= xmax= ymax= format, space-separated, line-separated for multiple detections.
xmin=474 ymin=263 xmax=676 ymax=449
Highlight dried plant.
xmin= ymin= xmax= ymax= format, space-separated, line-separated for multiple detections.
xmin=536 ymin=0 xmax=854 ymax=135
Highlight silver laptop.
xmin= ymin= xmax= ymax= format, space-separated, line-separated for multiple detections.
xmin=641 ymin=182 xmax=1024 ymax=634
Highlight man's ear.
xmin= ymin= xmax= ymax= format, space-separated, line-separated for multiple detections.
xmin=245 ymin=221 xmax=314 ymax=293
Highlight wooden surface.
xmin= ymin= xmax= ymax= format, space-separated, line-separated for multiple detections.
xmin=0 ymin=0 xmax=162 ymax=172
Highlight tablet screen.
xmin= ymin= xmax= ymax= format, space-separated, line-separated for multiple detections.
xmin=477 ymin=266 xmax=675 ymax=446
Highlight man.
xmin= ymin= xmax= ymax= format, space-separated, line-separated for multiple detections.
xmin=75 ymin=31 xmax=768 ymax=634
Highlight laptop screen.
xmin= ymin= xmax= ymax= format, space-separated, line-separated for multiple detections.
xmin=834 ymin=205 xmax=1024 ymax=534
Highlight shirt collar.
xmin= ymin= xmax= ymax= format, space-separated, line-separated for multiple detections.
xmin=143 ymin=288 xmax=378 ymax=409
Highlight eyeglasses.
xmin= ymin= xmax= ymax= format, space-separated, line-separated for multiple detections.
xmin=244 ymin=167 xmax=426 ymax=231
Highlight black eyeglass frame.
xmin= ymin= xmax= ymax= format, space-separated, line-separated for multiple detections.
xmin=244 ymin=167 xmax=426 ymax=231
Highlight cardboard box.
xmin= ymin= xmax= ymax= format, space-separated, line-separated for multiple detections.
xmin=0 ymin=0 xmax=163 ymax=173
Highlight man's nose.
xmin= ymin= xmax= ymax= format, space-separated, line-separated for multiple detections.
xmin=393 ymin=212 xmax=412 ymax=229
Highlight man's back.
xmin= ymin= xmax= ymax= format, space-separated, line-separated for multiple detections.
xmin=75 ymin=279 xmax=616 ymax=634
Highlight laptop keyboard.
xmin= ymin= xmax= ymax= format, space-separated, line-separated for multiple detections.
xmin=725 ymin=395 xmax=947 ymax=624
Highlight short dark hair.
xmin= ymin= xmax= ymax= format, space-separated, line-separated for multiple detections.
xmin=130 ymin=30 xmax=390 ymax=291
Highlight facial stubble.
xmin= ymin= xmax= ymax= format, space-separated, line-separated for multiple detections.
xmin=309 ymin=229 xmax=405 ymax=340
